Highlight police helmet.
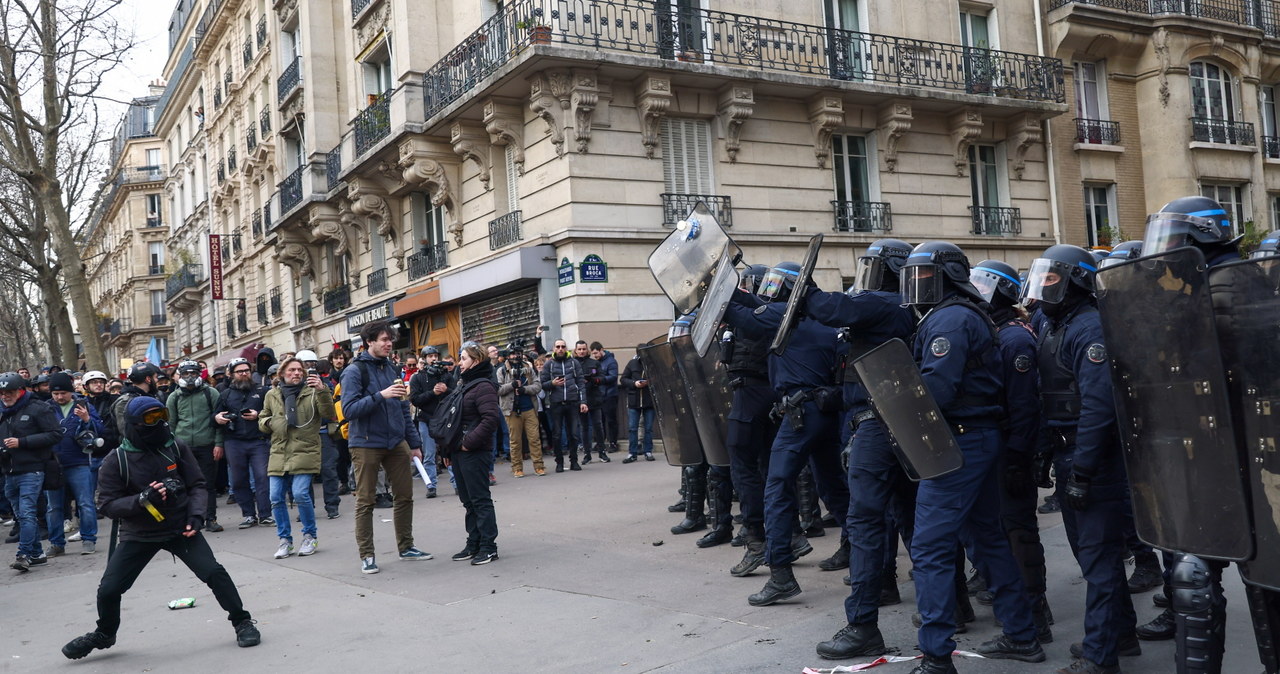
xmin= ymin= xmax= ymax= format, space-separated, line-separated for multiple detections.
xmin=1100 ymin=240 xmax=1143 ymax=268
xmin=900 ymin=241 xmax=976 ymax=306
xmin=1143 ymin=195 xmax=1238 ymax=255
xmin=738 ymin=264 xmax=770 ymax=294
xmin=758 ymin=261 xmax=801 ymax=302
xmin=127 ymin=361 xmax=161 ymax=383
xmin=1021 ymin=244 xmax=1097 ymax=305
xmin=669 ymin=310 xmax=697 ymax=339
xmin=295 ymin=349 xmax=319 ymax=363
xmin=1250 ymin=230 xmax=1280 ymax=259
xmin=970 ymin=260 xmax=1022 ymax=306
xmin=0 ymin=372 xmax=25 ymax=391
xmin=852 ymin=239 xmax=913 ymax=293
xmin=82 ymin=370 xmax=109 ymax=385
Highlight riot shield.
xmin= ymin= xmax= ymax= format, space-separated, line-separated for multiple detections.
xmin=648 ymin=201 xmax=742 ymax=316
xmin=638 ymin=337 xmax=705 ymax=467
xmin=1210 ymin=257 xmax=1280 ymax=587
xmin=852 ymin=338 xmax=964 ymax=481
xmin=670 ymin=334 xmax=732 ymax=467
xmin=690 ymin=254 xmax=740 ymax=358
xmin=1096 ymin=246 xmax=1252 ymax=561
xmin=770 ymin=234 xmax=824 ymax=355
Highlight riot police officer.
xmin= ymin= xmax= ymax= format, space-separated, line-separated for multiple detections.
xmin=808 ymin=239 xmax=918 ymax=659
xmin=1022 ymin=244 xmax=1137 ymax=674
xmin=1099 ymin=240 xmax=1142 ymax=268
xmin=900 ymin=241 xmax=1044 ymax=674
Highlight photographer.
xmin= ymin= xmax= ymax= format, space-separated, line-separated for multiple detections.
xmin=496 ymin=346 xmax=543 ymax=477
xmin=214 ymin=358 xmax=272 ymax=529
xmin=45 ymin=373 xmax=105 ymax=556
xmin=61 ymin=397 xmax=260 ymax=660
xmin=539 ymin=340 xmax=588 ymax=472
xmin=409 ymin=345 xmax=454 ymax=498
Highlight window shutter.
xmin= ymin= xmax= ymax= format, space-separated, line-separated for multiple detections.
xmin=661 ymin=118 xmax=712 ymax=194
xmin=505 ymin=143 xmax=519 ymax=212
xmin=371 ymin=229 xmax=385 ymax=272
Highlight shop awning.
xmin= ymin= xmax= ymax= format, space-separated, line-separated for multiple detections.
xmin=211 ymin=342 xmax=265 ymax=371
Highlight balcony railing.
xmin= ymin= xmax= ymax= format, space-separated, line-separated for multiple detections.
xmin=148 ymin=264 xmax=166 ymax=276
xmin=323 ymin=284 xmax=352 ymax=314
xmin=226 ymin=316 xmax=236 ymax=339
xmin=270 ymin=287 xmax=283 ymax=316
xmin=256 ymin=15 xmax=267 ymax=48
xmin=120 ymin=165 xmax=167 ymax=184
xmin=488 ymin=210 xmax=523 ymax=249
xmin=242 ymin=40 xmax=253 ymax=67
xmin=1191 ymin=117 xmax=1255 ymax=145
xmin=1048 ymin=0 xmax=1149 ymax=10
xmin=1075 ymin=118 xmax=1121 ymax=144
xmin=216 ymin=164 xmax=226 ymax=184
xmin=277 ymin=57 xmax=301 ymax=101
xmin=256 ymin=296 xmax=268 ymax=324
xmin=422 ymin=0 xmax=1065 ymax=120
xmin=970 ymin=205 xmax=1023 ymax=235
xmin=367 ymin=268 xmax=387 ymax=295
xmin=660 ymin=193 xmax=733 ymax=228
xmin=150 ymin=313 xmax=167 ymax=326
xmin=326 ymin=145 xmax=342 ymax=191
xmin=1265 ymin=135 xmax=1280 ymax=159
xmin=1050 ymin=0 xmax=1280 ymax=38
xmin=165 ymin=263 xmax=202 ymax=301
xmin=353 ymin=90 xmax=392 ymax=156
xmin=260 ymin=109 xmax=271 ymax=136
xmin=224 ymin=69 xmax=233 ymax=90
xmin=251 ymin=209 xmax=263 ymax=238
xmin=297 ymin=300 xmax=312 ymax=323
xmin=352 ymin=0 xmax=374 ymax=18
xmin=262 ymin=203 xmax=272 ymax=231
xmin=408 ymin=242 xmax=449 ymax=280
xmin=831 ymin=200 xmax=893 ymax=233
xmin=247 ymin=126 xmax=257 ymax=153
xmin=279 ymin=164 xmax=305 ymax=213
xmin=231 ymin=233 xmax=242 ymax=256
xmin=228 ymin=148 xmax=238 ymax=172
xmin=213 ymin=88 xmax=223 ymax=108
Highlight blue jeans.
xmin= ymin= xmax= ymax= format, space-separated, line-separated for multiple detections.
xmin=47 ymin=464 xmax=98 ymax=546
xmin=4 ymin=471 xmax=44 ymax=558
xmin=88 ymin=456 xmax=104 ymax=505
xmin=492 ymin=416 xmax=510 ymax=462
xmin=270 ymin=474 xmax=316 ymax=541
xmin=627 ymin=408 xmax=654 ymax=456
xmin=416 ymin=422 xmax=439 ymax=486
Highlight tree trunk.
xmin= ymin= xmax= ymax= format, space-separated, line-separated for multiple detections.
xmin=37 ymin=271 xmax=66 ymax=366
xmin=40 ymin=193 xmax=107 ymax=372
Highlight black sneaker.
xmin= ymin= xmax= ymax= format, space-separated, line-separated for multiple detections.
xmin=1136 ymin=608 xmax=1176 ymax=640
xmin=1070 ymin=632 xmax=1141 ymax=658
xmin=205 ymin=519 xmax=225 ymax=532
xmin=238 ymin=516 xmax=257 ymax=529
xmin=234 ymin=619 xmax=261 ymax=647
xmin=1037 ymin=494 xmax=1061 ymax=514
xmin=471 ymin=551 xmax=498 ymax=565
xmin=427 ymin=488 xmax=437 ymax=499
xmin=27 ymin=554 xmax=47 ymax=567
xmin=326 ymin=510 xmax=341 ymax=519
xmin=622 ymin=455 xmax=638 ymax=464
xmin=974 ymin=633 xmax=1046 ymax=662
xmin=62 ymin=631 xmax=115 ymax=659
xmin=10 ymin=555 xmax=29 ymax=572
xmin=451 ymin=548 xmax=476 ymax=562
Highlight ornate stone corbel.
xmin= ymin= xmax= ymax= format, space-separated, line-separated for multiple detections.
xmin=635 ymin=74 xmax=672 ymax=159
xmin=808 ymin=95 xmax=844 ymax=169
xmin=1009 ymin=113 xmax=1043 ymax=180
xmin=949 ymin=108 xmax=984 ymax=176
xmin=274 ymin=230 xmax=319 ymax=288
xmin=348 ymin=179 xmax=404 ymax=270
xmin=399 ymin=136 xmax=463 ymax=248
xmin=717 ymin=85 xmax=754 ymax=163
xmin=307 ymin=203 xmax=361 ymax=288
xmin=1153 ymin=28 xmax=1171 ymax=108
xmin=451 ymin=121 xmax=491 ymax=190
xmin=337 ymin=198 xmax=371 ymax=253
xmin=570 ymin=70 xmax=598 ymax=153
xmin=528 ymin=70 xmax=571 ymax=157
xmin=876 ymin=101 xmax=913 ymax=173
xmin=484 ymin=99 xmax=525 ymax=175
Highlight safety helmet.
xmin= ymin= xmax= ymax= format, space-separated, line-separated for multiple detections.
xmin=420 ymin=345 xmax=440 ymax=357
xmin=758 ymin=261 xmax=801 ymax=303
xmin=295 ymin=349 xmax=319 ymax=363
xmin=852 ymin=239 xmax=912 ymax=293
xmin=127 ymin=361 xmax=161 ymax=383
xmin=1142 ymin=195 xmax=1237 ymax=255
xmin=1250 ymin=230 xmax=1280 ymax=259
xmin=738 ymin=264 xmax=770 ymax=294
xmin=226 ymin=357 xmax=251 ymax=375
xmin=970 ymin=259 xmax=1022 ymax=306
xmin=0 ymin=372 xmax=25 ymax=391
xmin=33 ymin=373 xmax=50 ymax=385
xmin=175 ymin=360 xmax=204 ymax=389
xmin=1100 ymin=240 xmax=1143 ymax=268
xmin=900 ymin=241 xmax=976 ymax=306
xmin=82 ymin=370 xmax=109 ymax=385
xmin=1021 ymin=244 xmax=1098 ymax=305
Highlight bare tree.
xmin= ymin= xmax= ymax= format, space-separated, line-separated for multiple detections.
xmin=0 ymin=0 xmax=132 ymax=371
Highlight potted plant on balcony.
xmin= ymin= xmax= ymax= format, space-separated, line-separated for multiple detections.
xmin=965 ymin=40 xmax=997 ymax=95
xmin=517 ymin=19 xmax=553 ymax=45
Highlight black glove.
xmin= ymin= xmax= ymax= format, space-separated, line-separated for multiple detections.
xmin=188 ymin=515 xmax=205 ymax=531
xmin=1063 ymin=471 xmax=1092 ymax=511
xmin=139 ymin=486 xmax=165 ymax=506
xmin=840 ymin=444 xmax=851 ymax=472
xmin=1003 ymin=453 xmax=1035 ymax=499
xmin=1031 ymin=451 xmax=1054 ymax=489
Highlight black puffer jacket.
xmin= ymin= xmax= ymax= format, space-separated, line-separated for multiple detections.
xmin=619 ymin=356 xmax=654 ymax=409
xmin=97 ymin=438 xmax=207 ymax=542
xmin=0 ymin=391 xmax=63 ymax=475
xmin=446 ymin=360 xmax=500 ymax=458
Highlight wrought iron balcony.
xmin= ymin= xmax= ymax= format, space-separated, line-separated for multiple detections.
xmin=277 ymin=57 xmax=301 ymax=101
xmin=224 ymin=69 xmax=233 ymax=89
xmin=1048 ymin=0 xmax=1148 ymax=10
xmin=256 ymin=15 xmax=267 ymax=48
xmin=165 ymin=263 xmax=202 ymax=301
xmin=297 ymin=300 xmax=312 ymax=323
xmin=256 ymin=295 xmax=268 ymax=324
xmin=660 ymin=193 xmax=733 ymax=228
xmin=353 ymin=90 xmax=392 ymax=156
xmin=1191 ymin=117 xmax=1255 ymax=145
xmin=150 ymin=313 xmax=167 ymax=326
xmin=120 ymin=165 xmax=167 ymax=184
xmin=251 ymin=209 xmax=263 ymax=238
xmin=279 ymin=164 xmax=305 ymax=213
xmin=237 ymin=309 xmax=249 ymax=334
xmin=242 ymin=41 xmax=252 ymax=67
xmin=247 ymin=126 xmax=257 ymax=153
xmin=408 ymin=242 xmax=449 ymax=280
xmin=259 ymin=109 xmax=271 ymax=136
xmin=270 ymin=287 xmax=283 ymax=316
xmin=422 ymin=0 xmax=1065 ymax=120
xmin=262 ymin=203 xmax=272 ymax=231
xmin=1075 ymin=118 xmax=1121 ymax=144
xmin=148 ymin=264 xmax=166 ymax=276
xmin=970 ymin=205 xmax=1023 ymax=235
xmin=488 ymin=211 xmax=522 ymax=249
xmin=352 ymin=0 xmax=374 ymax=18
xmin=216 ymin=164 xmax=226 ymax=184
xmin=831 ymin=200 xmax=893 ymax=233
xmin=221 ymin=238 xmax=232 ymax=261
xmin=326 ymin=145 xmax=342 ymax=192
xmin=228 ymin=148 xmax=238 ymax=172
xmin=323 ymin=284 xmax=352 ymax=314
xmin=1265 ymin=135 xmax=1280 ymax=159
xmin=1050 ymin=0 xmax=1280 ymax=39
xmin=146 ymin=215 xmax=163 ymax=228
xmin=367 ymin=268 xmax=387 ymax=295
xmin=213 ymin=88 xmax=223 ymax=108
xmin=231 ymin=233 xmax=242 ymax=256
xmin=226 ymin=316 xmax=236 ymax=339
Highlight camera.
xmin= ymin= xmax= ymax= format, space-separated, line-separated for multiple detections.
xmin=160 ymin=476 xmax=185 ymax=498
xmin=425 ymin=360 xmax=454 ymax=377
xmin=224 ymin=410 xmax=242 ymax=420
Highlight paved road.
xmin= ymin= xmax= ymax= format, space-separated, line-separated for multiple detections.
xmin=1 ymin=450 xmax=1261 ymax=673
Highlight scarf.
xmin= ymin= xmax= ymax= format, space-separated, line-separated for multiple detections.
xmin=280 ymin=383 xmax=304 ymax=428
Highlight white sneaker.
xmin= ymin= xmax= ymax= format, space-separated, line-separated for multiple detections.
xmin=67 ymin=531 xmax=82 ymax=542
xmin=273 ymin=539 xmax=294 ymax=559
xmin=298 ymin=534 xmax=317 ymax=556
xmin=63 ymin=519 xmax=75 ymax=534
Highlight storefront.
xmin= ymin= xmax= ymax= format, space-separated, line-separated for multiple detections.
xmin=345 ymin=295 xmax=407 ymax=353
xmin=460 ymin=286 xmax=541 ymax=351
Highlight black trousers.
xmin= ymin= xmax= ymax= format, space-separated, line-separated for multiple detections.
xmin=546 ymin=402 xmax=581 ymax=465
xmin=190 ymin=445 xmax=218 ymax=522
xmin=452 ymin=449 xmax=497 ymax=554
xmin=96 ymin=532 xmax=250 ymax=637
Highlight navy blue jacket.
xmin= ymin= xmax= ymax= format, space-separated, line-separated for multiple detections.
xmin=215 ymin=384 xmax=270 ymax=442
xmin=994 ymin=315 xmax=1040 ymax=456
xmin=1039 ymin=304 xmax=1117 ymax=474
xmin=596 ymin=351 xmax=619 ymax=399
xmin=50 ymin=396 xmax=105 ymax=469
xmin=724 ymin=290 xmax=839 ymax=394
xmin=341 ymin=351 xmax=423 ymax=450
xmin=911 ymin=296 xmax=1003 ymax=425
xmin=805 ymin=288 xmax=916 ymax=413
xmin=0 ymin=391 xmax=63 ymax=475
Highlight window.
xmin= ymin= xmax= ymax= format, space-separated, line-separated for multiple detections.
xmin=361 ymin=42 xmax=393 ymax=98
xmin=969 ymin=144 xmax=1001 ymax=208
xmin=370 ymin=231 xmax=386 ymax=272
xmin=1083 ymin=184 xmax=1118 ymax=247
xmin=969 ymin=144 xmax=1016 ymax=235
xmin=827 ymin=0 xmax=868 ymax=80
xmin=150 ymin=290 xmax=166 ymax=318
xmin=1075 ymin=62 xmax=1107 ymax=120
xmin=148 ymin=242 xmax=165 ymax=273
xmin=660 ymin=118 xmax=713 ymax=194
xmin=1270 ymin=193 xmax=1280 ymax=229
xmin=145 ymin=148 xmax=161 ymax=168
xmin=146 ymin=194 xmax=163 ymax=226
xmin=959 ymin=8 xmax=996 ymax=49
xmin=831 ymin=134 xmax=887 ymax=232
xmin=1190 ymin=61 xmax=1238 ymax=122
xmin=1200 ymin=183 xmax=1246 ymax=237
xmin=1264 ymin=85 xmax=1279 ymax=158
xmin=503 ymin=144 xmax=519 ymax=214
xmin=412 ymin=193 xmax=446 ymax=248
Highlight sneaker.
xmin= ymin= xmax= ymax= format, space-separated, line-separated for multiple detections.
xmin=61 ymin=631 xmax=115 ymax=659
xmin=622 ymin=455 xmax=638 ymax=464
xmin=427 ymin=487 xmax=437 ymax=498
xmin=451 ymin=548 xmax=476 ymax=562
xmin=27 ymin=553 xmax=47 ymax=567
xmin=974 ymin=633 xmax=1046 ymax=662
xmin=67 ymin=531 xmax=82 ymax=542
xmin=258 ymin=516 xmax=275 ymax=526
xmin=206 ymin=520 xmax=225 ymax=532
xmin=374 ymin=493 xmax=394 ymax=509
xmin=233 ymin=619 xmax=261 ymax=648
xmin=10 ymin=555 xmax=29 ymax=572
xmin=238 ymin=516 xmax=257 ymax=529
xmin=535 ymin=468 xmax=546 ymax=476
xmin=489 ymin=473 xmax=497 ymax=486
xmin=513 ymin=470 xmax=525 ymax=478
xmin=399 ymin=547 xmax=433 ymax=561
xmin=645 ymin=453 xmax=655 ymax=461
xmin=471 ymin=551 xmax=498 ymax=565
xmin=0 ymin=516 xmax=13 ymax=526
xmin=48 ymin=545 xmax=65 ymax=558
xmin=299 ymin=534 xmax=317 ymax=556
xmin=274 ymin=539 xmax=294 ymax=559
xmin=64 ymin=519 xmax=76 ymax=534
xmin=81 ymin=542 xmax=96 ymax=555
xmin=1037 ymin=494 xmax=1061 ymax=514
xmin=361 ymin=556 xmax=379 ymax=574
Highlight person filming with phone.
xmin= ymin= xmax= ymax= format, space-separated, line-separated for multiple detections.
xmin=619 ymin=346 xmax=656 ymax=462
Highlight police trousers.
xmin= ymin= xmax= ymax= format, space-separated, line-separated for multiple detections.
xmin=763 ymin=399 xmax=847 ymax=566
xmin=844 ymin=419 xmax=916 ymax=626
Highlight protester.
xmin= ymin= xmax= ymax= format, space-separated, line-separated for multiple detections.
xmin=1 ymin=371 xmax=62 ymax=571
xmin=45 ymin=373 xmax=104 ymax=556
xmin=443 ymin=344 xmax=501 ymax=566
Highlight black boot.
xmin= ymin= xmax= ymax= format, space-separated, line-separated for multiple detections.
xmin=791 ymin=530 xmax=813 ymax=559
xmin=696 ymin=525 xmax=733 ymax=548
xmin=671 ymin=466 xmax=707 ymax=534
xmin=818 ymin=537 xmax=851 ymax=571
xmin=730 ymin=531 xmax=766 ymax=577
xmin=907 ymin=654 xmax=958 ymax=674
xmin=668 ymin=468 xmax=688 ymax=512
xmin=1136 ymin=607 xmax=1176 ymax=640
xmin=748 ymin=564 xmax=801 ymax=606
xmin=730 ymin=526 xmax=747 ymax=547
xmin=1032 ymin=595 xmax=1054 ymax=644
xmin=879 ymin=569 xmax=901 ymax=606
xmin=816 ymin=622 xmax=887 ymax=659
xmin=973 ymin=633 xmax=1046 ymax=662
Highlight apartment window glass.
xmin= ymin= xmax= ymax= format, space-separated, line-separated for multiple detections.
xmin=412 ymin=193 xmax=446 ymax=248
xmin=361 ymin=43 xmax=393 ymax=98
xmin=1271 ymin=193 xmax=1280 ymax=229
xmin=1200 ymin=183 xmax=1246 ymax=237
xmin=146 ymin=194 xmax=163 ymax=225
xmin=149 ymin=242 xmax=165 ymax=272
xmin=151 ymin=290 xmax=165 ymax=317
xmin=1074 ymin=62 xmax=1107 ymax=120
xmin=1083 ymin=184 xmax=1117 ymax=247
xmin=833 ymin=0 xmax=860 ymax=30
xmin=959 ymin=9 xmax=994 ymax=49
xmin=504 ymin=144 xmax=520 ymax=214
xmin=832 ymin=134 xmax=870 ymax=204
xmin=370 ymin=231 xmax=386 ymax=272
xmin=968 ymin=144 xmax=1000 ymax=208
xmin=1190 ymin=61 xmax=1238 ymax=121
xmin=661 ymin=118 xmax=713 ymax=194
xmin=145 ymin=148 xmax=162 ymax=168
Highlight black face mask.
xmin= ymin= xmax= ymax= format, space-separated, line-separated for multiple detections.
xmin=125 ymin=420 xmax=173 ymax=448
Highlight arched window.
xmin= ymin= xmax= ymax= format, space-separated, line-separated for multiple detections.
xmin=1190 ymin=60 xmax=1238 ymax=121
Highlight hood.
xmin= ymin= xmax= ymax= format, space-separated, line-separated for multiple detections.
xmin=256 ymin=347 xmax=277 ymax=375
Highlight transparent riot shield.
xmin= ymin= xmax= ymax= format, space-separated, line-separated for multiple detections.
xmin=670 ymin=334 xmax=732 ymax=467
xmin=648 ymin=201 xmax=742 ymax=316
xmin=690 ymin=254 xmax=740 ymax=358
xmin=852 ymin=338 xmax=964 ymax=481
xmin=1096 ymin=247 xmax=1252 ymax=561
xmin=1210 ymin=256 xmax=1280 ymax=586
xmin=638 ymin=337 xmax=705 ymax=467
xmin=770 ymin=234 xmax=824 ymax=355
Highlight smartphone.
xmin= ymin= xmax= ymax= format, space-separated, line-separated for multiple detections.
xmin=306 ymin=367 xmax=317 ymax=377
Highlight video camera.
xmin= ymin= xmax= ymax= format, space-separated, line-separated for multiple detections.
xmin=424 ymin=360 xmax=454 ymax=378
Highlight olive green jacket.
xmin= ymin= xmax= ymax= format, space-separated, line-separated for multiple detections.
xmin=258 ymin=385 xmax=335 ymax=476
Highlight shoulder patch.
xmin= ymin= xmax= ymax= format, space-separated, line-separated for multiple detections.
xmin=1014 ymin=354 xmax=1032 ymax=373
xmin=1086 ymin=343 xmax=1107 ymax=364
xmin=929 ymin=336 xmax=951 ymax=358
xmin=753 ymin=305 xmax=768 ymax=315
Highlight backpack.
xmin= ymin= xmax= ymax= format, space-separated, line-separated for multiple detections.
xmin=428 ymin=379 xmax=488 ymax=450
xmin=334 ymin=361 xmax=369 ymax=441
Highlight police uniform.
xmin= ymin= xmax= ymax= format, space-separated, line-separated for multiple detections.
xmin=722 ymin=326 xmax=780 ymax=572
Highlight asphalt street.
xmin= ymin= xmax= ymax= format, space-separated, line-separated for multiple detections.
xmin=0 ymin=448 xmax=1262 ymax=673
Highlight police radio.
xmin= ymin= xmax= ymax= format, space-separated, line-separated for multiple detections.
xmin=718 ymin=329 xmax=735 ymax=365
